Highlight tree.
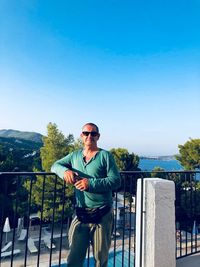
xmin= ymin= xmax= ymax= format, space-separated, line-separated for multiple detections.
xmin=24 ymin=123 xmax=75 ymax=221
xmin=110 ymin=148 xmax=140 ymax=194
xmin=176 ymin=138 xmax=200 ymax=170
xmin=0 ymin=138 xmax=41 ymax=172
xmin=110 ymin=148 xmax=140 ymax=171
xmin=0 ymin=140 xmax=41 ymax=223
xmin=40 ymin=122 xmax=74 ymax=171
xmin=68 ymin=138 xmax=83 ymax=153
xmin=151 ymin=167 xmax=166 ymax=179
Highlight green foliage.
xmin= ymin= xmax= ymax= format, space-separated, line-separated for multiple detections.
xmin=28 ymin=122 xmax=76 ymax=221
xmin=151 ymin=166 xmax=166 ymax=178
xmin=0 ymin=174 xmax=31 ymax=224
xmin=24 ymin=175 xmax=74 ymax=221
xmin=162 ymin=172 xmax=200 ymax=225
xmin=0 ymin=175 xmax=16 ymax=220
xmin=40 ymin=122 xmax=74 ymax=172
xmin=110 ymin=148 xmax=140 ymax=194
xmin=178 ymin=181 xmax=200 ymax=223
xmin=0 ymin=136 xmax=42 ymax=221
xmin=176 ymin=138 xmax=200 ymax=170
xmin=69 ymin=138 xmax=83 ymax=153
xmin=0 ymin=137 xmax=42 ymax=172
xmin=110 ymin=148 xmax=140 ymax=171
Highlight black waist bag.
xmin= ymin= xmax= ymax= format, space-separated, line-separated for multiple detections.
xmin=76 ymin=205 xmax=111 ymax=224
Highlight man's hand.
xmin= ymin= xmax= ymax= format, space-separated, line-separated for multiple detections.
xmin=64 ymin=170 xmax=78 ymax=184
xmin=74 ymin=178 xmax=89 ymax=191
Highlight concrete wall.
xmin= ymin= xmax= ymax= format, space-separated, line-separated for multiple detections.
xmin=135 ymin=178 xmax=176 ymax=267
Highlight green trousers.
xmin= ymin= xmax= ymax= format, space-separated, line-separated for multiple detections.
xmin=67 ymin=209 xmax=113 ymax=267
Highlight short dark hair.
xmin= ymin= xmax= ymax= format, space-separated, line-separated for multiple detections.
xmin=82 ymin=123 xmax=99 ymax=133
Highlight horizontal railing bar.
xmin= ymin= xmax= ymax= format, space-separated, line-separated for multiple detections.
xmin=1 ymin=170 xmax=200 ymax=176
xmin=0 ymin=172 xmax=53 ymax=175
xmin=120 ymin=170 xmax=200 ymax=174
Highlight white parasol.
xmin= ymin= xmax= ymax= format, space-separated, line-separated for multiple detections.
xmin=17 ymin=217 xmax=23 ymax=236
xmin=3 ymin=217 xmax=11 ymax=244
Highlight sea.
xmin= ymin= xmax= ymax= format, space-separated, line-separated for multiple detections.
xmin=139 ymin=158 xmax=183 ymax=171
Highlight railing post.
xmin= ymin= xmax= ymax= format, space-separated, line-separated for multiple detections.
xmin=135 ymin=178 xmax=176 ymax=267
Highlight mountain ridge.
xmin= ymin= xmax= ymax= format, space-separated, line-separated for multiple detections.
xmin=0 ymin=129 xmax=43 ymax=143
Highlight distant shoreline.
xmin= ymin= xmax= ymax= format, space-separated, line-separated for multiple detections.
xmin=140 ymin=155 xmax=176 ymax=161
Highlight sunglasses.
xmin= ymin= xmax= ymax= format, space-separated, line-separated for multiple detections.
xmin=82 ymin=131 xmax=99 ymax=137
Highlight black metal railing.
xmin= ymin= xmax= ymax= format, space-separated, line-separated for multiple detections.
xmin=0 ymin=171 xmax=200 ymax=266
xmin=0 ymin=172 xmax=137 ymax=267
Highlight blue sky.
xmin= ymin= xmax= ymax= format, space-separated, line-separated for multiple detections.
xmin=0 ymin=0 xmax=200 ymax=156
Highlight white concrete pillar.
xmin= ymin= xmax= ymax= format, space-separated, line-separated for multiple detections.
xmin=135 ymin=178 xmax=176 ymax=267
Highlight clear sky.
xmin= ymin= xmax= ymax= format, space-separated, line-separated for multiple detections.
xmin=0 ymin=0 xmax=200 ymax=156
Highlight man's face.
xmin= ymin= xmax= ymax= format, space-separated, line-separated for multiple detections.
xmin=81 ymin=124 xmax=100 ymax=146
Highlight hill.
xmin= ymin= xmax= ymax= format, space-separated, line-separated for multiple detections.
xmin=0 ymin=131 xmax=43 ymax=171
xmin=0 ymin=136 xmax=42 ymax=151
xmin=0 ymin=129 xmax=43 ymax=143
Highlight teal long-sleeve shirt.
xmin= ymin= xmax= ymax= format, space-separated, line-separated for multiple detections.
xmin=51 ymin=148 xmax=121 ymax=208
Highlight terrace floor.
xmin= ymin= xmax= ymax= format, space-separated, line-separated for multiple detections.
xmin=0 ymin=227 xmax=133 ymax=267
xmin=176 ymin=252 xmax=200 ymax=267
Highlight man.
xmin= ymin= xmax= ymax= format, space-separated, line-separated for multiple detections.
xmin=51 ymin=122 xmax=121 ymax=267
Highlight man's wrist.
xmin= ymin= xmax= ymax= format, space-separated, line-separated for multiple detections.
xmin=64 ymin=170 xmax=70 ymax=182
